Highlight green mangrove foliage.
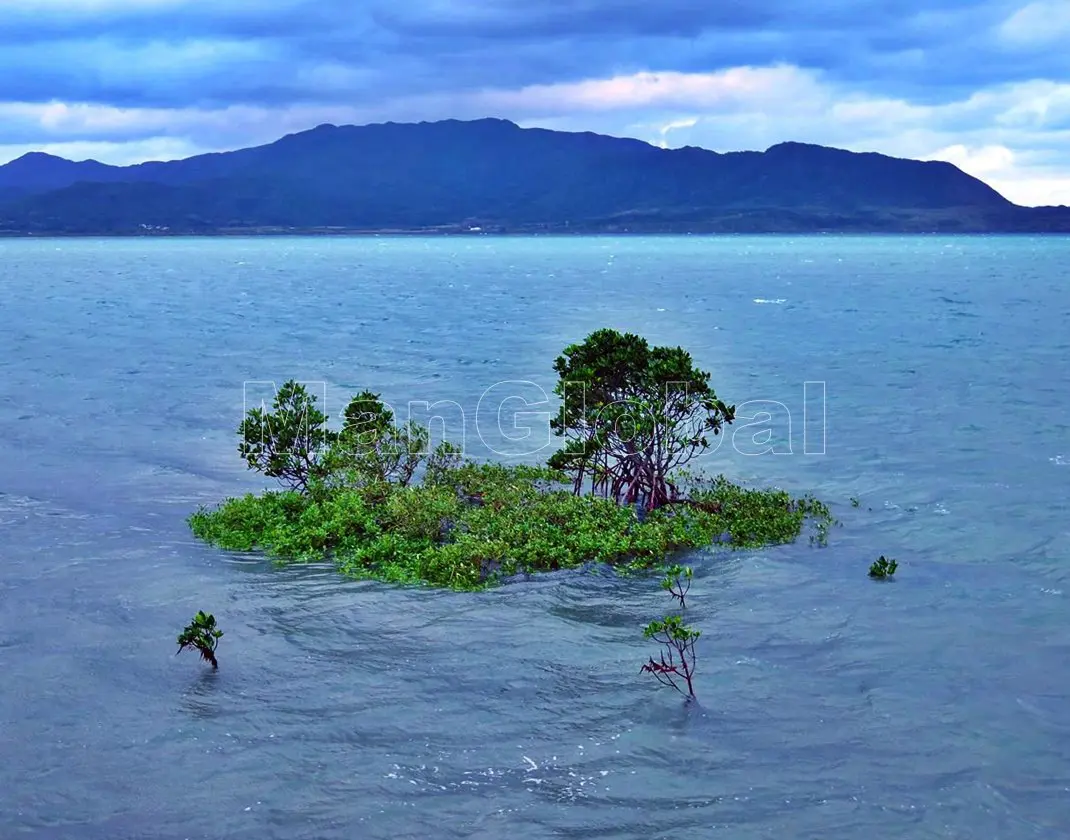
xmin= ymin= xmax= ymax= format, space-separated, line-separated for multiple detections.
xmin=177 ymin=611 xmax=224 ymax=669
xmin=190 ymin=331 xmax=835 ymax=590
xmin=190 ymin=466 xmax=832 ymax=590
xmin=869 ymin=555 xmax=899 ymax=579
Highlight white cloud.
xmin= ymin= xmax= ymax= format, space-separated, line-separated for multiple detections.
xmin=476 ymin=65 xmax=823 ymax=114
xmin=0 ymin=136 xmax=208 ymax=166
xmin=986 ymin=174 xmax=1070 ymax=207
xmin=922 ymin=144 xmax=1070 ymax=206
xmin=0 ymin=100 xmax=381 ymax=149
xmin=999 ymin=1 xmax=1070 ymax=46
xmin=926 ymin=144 xmax=1016 ymax=175
xmin=486 ymin=69 xmax=1070 ymax=205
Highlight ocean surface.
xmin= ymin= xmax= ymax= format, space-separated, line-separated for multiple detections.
xmin=1 ymin=235 xmax=1068 ymax=839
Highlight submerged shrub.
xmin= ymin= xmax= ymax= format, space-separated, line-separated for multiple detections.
xmin=176 ymin=611 xmax=224 ymax=670
xmin=868 ymin=555 xmax=899 ymax=579
xmin=189 ymin=491 xmax=308 ymax=552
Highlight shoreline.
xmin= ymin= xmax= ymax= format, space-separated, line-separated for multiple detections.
xmin=3 ymin=227 xmax=1070 ymax=238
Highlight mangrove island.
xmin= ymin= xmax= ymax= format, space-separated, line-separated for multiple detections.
xmin=189 ymin=329 xmax=834 ymax=589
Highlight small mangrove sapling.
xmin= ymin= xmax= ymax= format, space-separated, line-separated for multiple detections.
xmin=177 ymin=611 xmax=224 ymax=669
xmin=660 ymin=564 xmax=693 ymax=608
xmin=640 ymin=615 xmax=701 ymax=700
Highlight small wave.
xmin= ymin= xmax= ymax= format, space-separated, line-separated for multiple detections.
xmin=753 ymin=298 xmax=787 ymax=304
xmin=1051 ymin=455 xmax=1069 ymax=466
xmin=385 ymin=754 xmax=609 ymax=803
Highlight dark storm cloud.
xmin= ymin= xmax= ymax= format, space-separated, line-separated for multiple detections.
xmin=0 ymin=0 xmax=1050 ymax=109
xmin=0 ymin=1 xmax=313 ymax=42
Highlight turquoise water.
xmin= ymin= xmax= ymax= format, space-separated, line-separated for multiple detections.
xmin=1 ymin=235 xmax=1068 ymax=838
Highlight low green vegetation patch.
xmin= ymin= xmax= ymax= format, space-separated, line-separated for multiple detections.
xmin=190 ymin=466 xmax=832 ymax=590
xmin=189 ymin=328 xmax=835 ymax=591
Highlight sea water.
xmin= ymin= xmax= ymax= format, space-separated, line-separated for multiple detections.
xmin=1 ymin=235 xmax=1068 ymax=839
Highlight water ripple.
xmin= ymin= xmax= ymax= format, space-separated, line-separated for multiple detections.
xmin=1 ymin=235 xmax=1069 ymax=838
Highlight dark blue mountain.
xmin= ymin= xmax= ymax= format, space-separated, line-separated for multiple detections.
xmin=0 ymin=118 xmax=1064 ymax=233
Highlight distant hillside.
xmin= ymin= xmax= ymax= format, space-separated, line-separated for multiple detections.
xmin=0 ymin=118 xmax=1066 ymax=234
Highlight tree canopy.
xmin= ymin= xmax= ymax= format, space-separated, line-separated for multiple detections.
xmin=238 ymin=380 xmax=335 ymax=492
xmin=548 ymin=328 xmax=736 ymax=510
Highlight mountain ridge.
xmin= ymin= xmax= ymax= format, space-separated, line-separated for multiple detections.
xmin=0 ymin=118 xmax=1066 ymax=234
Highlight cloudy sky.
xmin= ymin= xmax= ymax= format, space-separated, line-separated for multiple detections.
xmin=2 ymin=0 xmax=1069 ymax=205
